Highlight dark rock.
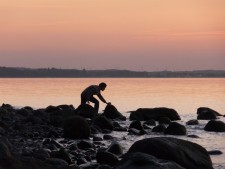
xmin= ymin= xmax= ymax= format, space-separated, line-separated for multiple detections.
xmin=76 ymin=157 xmax=88 ymax=165
xmin=126 ymin=137 xmax=213 ymax=169
xmin=97 ymin=164 xmax=112 ymax=169
xmin=103 ymin=135 xmax=114 ymax=140
xmin=129 ymin=120 xmax=144 ymax=131
xmin=79 ymin=163 xmax=99 ymax=169
xmin=45 ymin=158 xmax=68 ymax=167
xmin=77 ymin=140 xmax=95 ymax=150
xmin=204 ymin=120 xmax=225 ymax=132
xmin=130 ymin=107 xmax=180 ymax=121
xmin=197 ymin=107 xmax=218 ymax=120
xmin=143 ymin=124 xmax=151 ymax=129
xmin=33 ymin=149 xmax=51 ymax=160
xmin=63 ymin=116 xmax=90 ymax=139
xmin=187 ymin=135 xmax=200 ymax=138
xmin=57 ymin=104 xmax=75 ymax=110
xmin=51 ymin=148 xmax=72 ymax=164
xmin=17 ymin=108 xmax=31 ymax=116
xmin=78 ymin=104 xmax=96 ymax=119
xmin=197 ymin=107 xmax=222 ymax=116
xmin=186 ymin=119 xmax=199 ymax=125
xmin=208 ymin=150 xmax=223 ymax=155
xmin=45 ymin=105 xmax=61 ymax=113
xmin=93 ymin=136 xmax=103 ymax=141
xmin=0 ymin=137 xmax=12 ymax=160
xmin=107 ymin=141 xmax=123 ymax=156
xmin=1 ymin=103 xmax=14 ymax=112
xmin=158 ymin=117 xmax=171 ymax=124
xmin=143 ymin=119 xmax=156 ymax=126
xmin=23 ymin=106 xmax=33 ymax=111
xmin=164 ymin=122 xmax=187 ymax=135
xmin=96 ymin=151 xmax=119 ymax=167
xmin=128 ymin=128 xmax=146 ymax=135
xmin=152 ymin=124 xmax=166 ymax=132
xmin=102 ymin=105 xmax=126 ymax=121
xmin=93 ymin=116 xmax=113 ymax=131
xmin=115 ymin=152 xmax=184 ymax=169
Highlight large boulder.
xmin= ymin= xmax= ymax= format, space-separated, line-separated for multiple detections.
xmin=164 ymin=122 xmax=187 ymax=135
xmin=126 ymin=137 xmax=213 ymax=169
xmin=115 ymin=152 xmax=184 ymax=169
xmin=77 ymin=104 xmax=96 ymax=119
xmin=197 ymin=107 xmax=221 ymax=120
xmin=63 ymin=116 xmax=90 ymax=139
xmin=102 ymin=105 xmax=126 ymax=121
xmin=107 ymin=141 xmax=123 ymax=156
xmin=96 ymin=151 xmax=119 ymax=167
xmin=129 ymin=108 xmax=180 ymax=121
xmin=92 ymin=116 xmax=114 ymax=131
xmin=46 ymin=105 xmax=76 ymax=127
xmin=204 ymin=120 xmax=225 ymax=132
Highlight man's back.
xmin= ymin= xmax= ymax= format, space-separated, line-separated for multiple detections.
xmin=81 ymin=85 xmax=100 ymax=100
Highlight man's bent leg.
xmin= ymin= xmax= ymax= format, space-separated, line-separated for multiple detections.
xmin=90 ymin=97 xmax=99 ymax=114
xmin=75 ymin=96 xmax=87 ymax=113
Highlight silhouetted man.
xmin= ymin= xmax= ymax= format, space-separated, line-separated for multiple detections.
xmin=76 ymin=82 xmax=110 ymax=114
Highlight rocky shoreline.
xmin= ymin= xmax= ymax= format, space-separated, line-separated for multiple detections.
xmin=0 ymin=103 xmax=224 ymax=169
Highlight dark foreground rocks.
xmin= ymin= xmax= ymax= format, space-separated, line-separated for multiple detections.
xmin=126 ymin=137 xmax=213 ymax=169
xmin=0 ymin=103 xmax=219 ymax=169
xmin=129 ymin=107 xmax=181 ymax=121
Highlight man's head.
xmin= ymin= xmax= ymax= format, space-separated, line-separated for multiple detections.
xmin=99 ymin=82 xmax=107 ymax=91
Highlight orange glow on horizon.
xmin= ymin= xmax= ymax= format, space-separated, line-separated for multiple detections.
xmin=0 ymin=0 xmax=224 ymax=70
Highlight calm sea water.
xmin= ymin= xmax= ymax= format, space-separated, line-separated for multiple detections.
xmin=0 ymin=78 xmax=225 ymax=168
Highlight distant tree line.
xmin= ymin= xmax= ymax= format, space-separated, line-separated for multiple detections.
xmin=0 ymin=67 xmax=225 ymax=78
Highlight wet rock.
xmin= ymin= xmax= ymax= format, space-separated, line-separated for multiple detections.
xmin=128 ymin=128 xmax=146 ymax=135
xmin=77 ymin=140 xmax=95 ymax=150
xmin=126 ymin=137 xmax=213 ymax=169
xmin=97 ymin=164 xmax=112 ymax=169
xmin=129 ymin=120 xmax=144 ymax=131
xmin=102 ymin=105 xmax=126 ymax=121
xmin=93 ymin=116 xmax=113 ymax=131
xmin=33 ymin=148 xmax=51 ymax=160
xmin=93 ymin=136 xmax=103 ymax=142
xmin=103 ymin=135 xmax=114 ymax=140
xmin=115 ymin=152 xmax=184 ymax=169
xmin=197 ymin=107 xmax=218 ymax=120
xmin=204 ymin=120 xmax=225 ymax=132
xmin=51 ymin=148 xmax=72 ymax=164
xmin=76 ymin=157 xmax=88 ymax=165
xmin=152 ymin=124 xmax=166 ymax=133
xmin=187 ymin=135 xmax=200 ymax=138
xmin=186 ymin=119 xmax=199 ymax=125
xmin=130 ymin=107 xmax=180 ymax=121
xmin=1 ymin=103 xmax=14 ymax=112
xmin=45 ymin=158 xmax=68 ymax=167
xmin=143 ymin=119 xmax=156 ymax=126
xmin=197 ymin=107 xmax=222 ymax=116
xmin=63 ymin=116 xmax=90 ymax=139
xmin=107 ymin=141 xmax=123 ymax=156
xmin=158 ymin=117 xmax=171 ymax=124
xmin=164 ymin=122 xmax=187 ymax=135
xmin=77 ymin=104 xmax=96 ymax=119
xmin=208 ymin=150 xmax=223 ymax=155
xmin=96 ymin=151 xmax=119 ymax=167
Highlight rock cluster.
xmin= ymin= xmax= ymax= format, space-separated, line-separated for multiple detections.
xmin=0 ymin=103 xmax=222 ymax=169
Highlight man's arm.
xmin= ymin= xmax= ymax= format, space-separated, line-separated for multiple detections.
xmin=97 ymin=93 xmax=107 ymax=103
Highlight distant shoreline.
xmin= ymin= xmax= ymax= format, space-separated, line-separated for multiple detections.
xmin=0 ymin=67 xmax=225 ymax=78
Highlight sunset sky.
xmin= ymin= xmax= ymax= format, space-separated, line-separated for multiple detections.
xmin=0 ymin=0 xmax=225 ymax=71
